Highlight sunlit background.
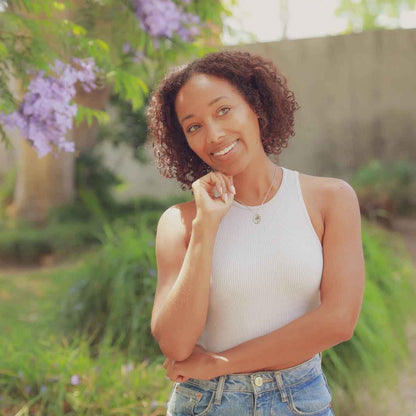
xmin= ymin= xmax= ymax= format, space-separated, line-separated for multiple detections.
xmin=222 ymin=0 xmax=416 ymax=43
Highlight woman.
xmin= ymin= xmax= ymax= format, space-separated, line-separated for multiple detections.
xmin=147 ymin=50 xmax=365 ymax=416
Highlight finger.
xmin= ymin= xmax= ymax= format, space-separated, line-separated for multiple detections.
xmin=206 ymin=173 xmax=224 ymax=199
xmin=223 ymin=175 xmax=235 ymax=195
xmin=217 ymin=175 xmax=228 ymax=202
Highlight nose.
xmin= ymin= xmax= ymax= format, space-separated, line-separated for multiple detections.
xmin=206 ymin=121 xmax=226 ymax=146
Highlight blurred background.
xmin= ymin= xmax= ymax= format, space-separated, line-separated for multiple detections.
xmin=0 ymin=0 xmax=415 ymax=415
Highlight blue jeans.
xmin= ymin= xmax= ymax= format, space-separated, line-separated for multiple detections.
xmin=166 ymin=352 xmax=335 ymax=416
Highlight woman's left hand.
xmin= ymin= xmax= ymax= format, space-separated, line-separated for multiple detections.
xmin=163 ymin=345 xmax=221 ymax=383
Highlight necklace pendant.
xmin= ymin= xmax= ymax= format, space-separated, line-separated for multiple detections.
xmin=253 ymin=213 xmax=261 ymax=224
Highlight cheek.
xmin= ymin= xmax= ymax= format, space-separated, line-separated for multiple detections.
xmin=186 ymin=139 xmax=206 ymax=160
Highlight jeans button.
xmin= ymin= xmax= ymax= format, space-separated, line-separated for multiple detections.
xmin=254 ymin=376 xmax=263 ymax=386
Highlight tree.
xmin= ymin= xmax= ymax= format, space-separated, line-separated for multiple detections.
xmin=335 ymin=0 xmax=416 ymax=32
xmin=0 ymin=0 xmax=233 ymax=221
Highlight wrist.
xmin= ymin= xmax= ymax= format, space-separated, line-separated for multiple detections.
xmin=210 ymin=352 xmax=230 ymax=378
xmin=192 ymin=216 xmax=220 ymax=232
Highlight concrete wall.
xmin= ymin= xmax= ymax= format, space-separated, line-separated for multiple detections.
xmin=1 ymin=28 xmax=415 ymax=199
xmin=230 ymin=28 xmax=416 ymax=180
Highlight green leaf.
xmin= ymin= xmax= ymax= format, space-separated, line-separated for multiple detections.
xmin=75 ymin=105 xmax=110 ymax=127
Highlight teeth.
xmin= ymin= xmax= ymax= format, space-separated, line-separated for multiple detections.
xmin=213 ymin=140 xmax=237 ymax=156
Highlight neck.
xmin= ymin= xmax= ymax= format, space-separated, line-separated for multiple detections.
xmin=232 ymin=155 xmax=281 ymax=206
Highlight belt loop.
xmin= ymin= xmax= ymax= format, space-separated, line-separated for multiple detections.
xmin=214 ymin=375 xmax=226 ymax=405
xmin=274 ymin=371 xmax=288 ymax=403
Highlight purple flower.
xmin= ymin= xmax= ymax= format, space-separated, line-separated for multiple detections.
xmin=0 ymin=58 xmax=98 ymax=158
xmin=134 ymin=0 xmax=200 ymax=42
xmin=132 ymin=50 xmax=145 ymax=64
xmin=121 ymin=362 xmax=135 ymax=375
xmin=123 ymin=42 xmax=131 ymax=53
xmin=70 ymin=374 xmax=81 ymax=385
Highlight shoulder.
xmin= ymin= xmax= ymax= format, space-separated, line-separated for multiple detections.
xmin=157 ymin=200 xmax=197 ymax=247
xmin=298 ymin=171 xmax=359 ymax=223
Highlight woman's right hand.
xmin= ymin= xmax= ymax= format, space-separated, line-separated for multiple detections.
xmin=192 ymin=171 xmax=236 ymax=225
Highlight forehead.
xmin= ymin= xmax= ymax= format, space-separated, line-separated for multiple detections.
xmin=175 ymin=74 xmax=243 ymax=111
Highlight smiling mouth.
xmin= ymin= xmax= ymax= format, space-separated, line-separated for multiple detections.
xmin=211 ymin=139 xmax=239 ymax=156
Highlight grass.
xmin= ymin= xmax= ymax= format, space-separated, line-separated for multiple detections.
xmin=0 ymin=254 xmax=171 ymax=416
xmin=0 ymin=216 xmax=415 ymax=415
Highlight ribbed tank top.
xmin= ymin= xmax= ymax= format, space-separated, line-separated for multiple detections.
xmin=196 ymin=166 xmax=323 ymax=353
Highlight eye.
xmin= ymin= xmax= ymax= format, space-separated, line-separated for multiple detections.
xmin=218 ymin=107 xmax=230 ymax=116
xmin=187 ymin=124 xmax=200 ymax=134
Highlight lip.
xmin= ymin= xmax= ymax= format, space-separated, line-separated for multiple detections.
xmin=211 ymin=139 xmax=239 ymax=160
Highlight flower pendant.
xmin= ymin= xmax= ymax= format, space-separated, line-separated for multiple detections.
xmin=253 ymin=213 xmax=261 ymax=224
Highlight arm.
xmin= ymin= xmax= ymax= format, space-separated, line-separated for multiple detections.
xmin=213 ymin=179 xmax=366 ymax=375
xmin=151 ymin=206 xmax=219 ymax=362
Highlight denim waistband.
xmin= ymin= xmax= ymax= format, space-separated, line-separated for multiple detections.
xmin=173 ymin=352 xmax=326 ymax=409
xmin=182 ymin=352 xmax=322 ymax=394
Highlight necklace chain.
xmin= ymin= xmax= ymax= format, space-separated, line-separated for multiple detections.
xmin=233 ymin=165 xmax=279 ymax=224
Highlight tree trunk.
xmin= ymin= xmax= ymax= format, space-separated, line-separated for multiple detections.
xmin=10 ymin=83 xmax=111 ymax=223
xmin=12 ymin=140 xmax=75 ymax=223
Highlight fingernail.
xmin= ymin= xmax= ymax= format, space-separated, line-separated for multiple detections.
xmin=223 ymin=193 xmax=228 ymax=202
xmin=231 ymin=185 xmax=236 ymax=194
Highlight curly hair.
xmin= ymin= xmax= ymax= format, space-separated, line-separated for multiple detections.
xmin=146 ymin=50 xmax=300 ymax=191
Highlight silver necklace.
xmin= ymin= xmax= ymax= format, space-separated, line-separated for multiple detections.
xmin=233 ymin=165 xmax=278 ymax=224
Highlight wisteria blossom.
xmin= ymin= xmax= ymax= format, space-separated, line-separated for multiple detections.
xmin=134 ymin=0 xmax=200 ymax=42
xmin=70 ymin=374 xmax=81 ymax=385
xmin=122 ymin=42 xmax=145 ymax=64
xmin=0 ymin=58 xmax=98 ymax=158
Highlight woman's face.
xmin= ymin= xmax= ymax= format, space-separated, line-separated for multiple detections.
xmin=174 ymin=73 xmax=262 ymax=174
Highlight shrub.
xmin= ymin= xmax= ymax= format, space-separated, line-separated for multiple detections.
xmin=0 ymin=222 xmax=101 ymax=265
xmin=351 ymin=159 xmax=416 ymax=225
xmin=58 ymin=220 xmax=159 ymax=359
xmin=323 ymin=218 xmax=416 ymax=414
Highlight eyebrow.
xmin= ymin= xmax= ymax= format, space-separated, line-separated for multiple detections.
xmin=180 ymin=96 xmax=229 ymax=125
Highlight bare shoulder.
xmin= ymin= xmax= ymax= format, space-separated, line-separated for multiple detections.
xmin=298 ymin=171 xmax=358 ymax=222
xmin=158 ymin=200 xmax=197 ymax=248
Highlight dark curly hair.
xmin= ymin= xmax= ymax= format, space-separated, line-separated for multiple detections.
xmin=146 ymin=50 xmax=300 ymax=191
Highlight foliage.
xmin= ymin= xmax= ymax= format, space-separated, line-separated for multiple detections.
xmin=323 ymin=218 xmax=416 ymax=414
xmin=0 ymin=0 xmax=232 ymax=154
xmin=0 ymin=167 xmax=16 ymax=224
xmin=0 ymin=210 xmax=415 ymax=414
xmin=95 ymin=92 xmax=151 ymax=163
xmin=351 ymin=159 xmax=416 ymax=224
xmin=58 ymin=221 xmax=160 ymax=360
xmin=335 ymin=0 xmax=416 ymax=32
xmin=0 ymin=264 xmax=170 ymax=416
xmin=56 ymin=206 xmax=416 ymax=414
xmin=49 ymin=150 xmax=191 ymax=223
xmin=0 ymin=221 xmax=101 ymax=264
xmin=0 ymin=57 xmax=99 ymax=157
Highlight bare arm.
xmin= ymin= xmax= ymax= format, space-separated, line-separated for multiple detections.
xmin=151 ymin=206 xmax=220 ymax=362
xmin=212 ymin=179 xmax=365 ymax=375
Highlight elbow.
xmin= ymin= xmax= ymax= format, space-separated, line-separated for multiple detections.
xmin=158 ymin=338 xmax=193 ymax=362
xmin=329 ymin=308 xmax=356 ymax=342
xmin=339 ymin=324 xmax=354 ymax=342
xmin=152 ymin=328 xmax=194 ymax=362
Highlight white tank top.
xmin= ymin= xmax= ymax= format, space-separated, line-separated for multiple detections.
xmin=196 ymin=166 xmax=323 ymax=353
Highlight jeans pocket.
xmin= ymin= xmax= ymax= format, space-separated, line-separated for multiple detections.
xmin=170 ymin=382 xmax=215 ymax=416
xmin=287 ymin=372 xmax=332 ymax=416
